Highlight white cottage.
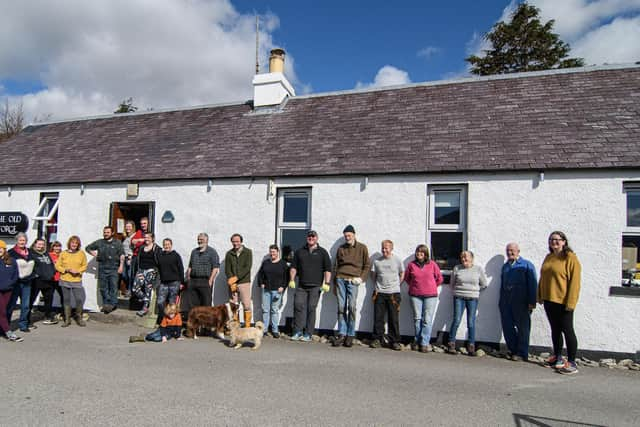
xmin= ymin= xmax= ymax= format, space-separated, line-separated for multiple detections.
xmin=1 ymin=53 xmax=639 ymax=356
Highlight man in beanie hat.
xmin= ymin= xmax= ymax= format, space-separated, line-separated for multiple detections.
xmin=332 ymin=225 xmax=370 ymax=348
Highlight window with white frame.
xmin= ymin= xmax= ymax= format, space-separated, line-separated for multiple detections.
xmin=427 ymin=185 xmax=467 ymax=273
xmin=622 ymin=183 xmax=640 ymax=285
xmin=34 ymin=192 xmax=59 ymax=245
xmin=277 ymin=188 xmax=311 ymax=261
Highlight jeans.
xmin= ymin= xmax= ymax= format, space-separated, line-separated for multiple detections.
xmin=499 ymin=297 xmax=531 ymax=358
xmin=449 ymin=297 xmax=479 ymax=345
xmin=261 ymin=289 xmax=283 ymax=333
xmin=373 ymin=292 xmax=401 ymax=344
xmin=7 ymin=280 xmax=31 ymax=330
xmin=336 ymin=278 xmax=360 ymax=337
xmin=98 ymin=268 xmax=120 ymax=307
xmin=410 ymin=295 xmax=437 ymax=346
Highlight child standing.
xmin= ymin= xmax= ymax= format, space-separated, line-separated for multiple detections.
xmin=145 ymin=303 xmax=182 ymax=342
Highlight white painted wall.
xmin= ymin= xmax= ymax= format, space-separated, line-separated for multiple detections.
xmin=1 ymin=170 xmax=638 ymax=353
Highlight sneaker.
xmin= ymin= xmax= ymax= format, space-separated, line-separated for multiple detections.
xmin=290 ymin=332 xmax=303 ymax=341
xmin=42 ymin=318 xmax=57 ymax=325
xmin=370 ymin=339 xmax=381 ymax=349
xmin=558 ymin=361 xmax=579 ymax=375
xmin=391 ymin=342 xmax=402 ymax=351
xmin=28 ymin=324 xmax=38 ymax=330
xmin=542 ymin=355 xmax=560 ymax=368
xmin=344 ymin=336 xmax=354 ymax=348
xmin=553 ymin=356 xmax=566 ymax=370
xmin=7 ymin=332 xmax=23 ymax=342
xmin=136 ymin=308 xmax=149 ymax=317
xmin=301 ymin=334 xmax=312 ymax=342
xmin=332 ymin=335 xmax=345 ymax=347
xmin=19 ymin=327 xmax=31 ymax=333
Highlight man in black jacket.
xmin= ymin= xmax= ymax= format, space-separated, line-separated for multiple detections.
xmin=86 ymin=226 xmax=124 ymax=314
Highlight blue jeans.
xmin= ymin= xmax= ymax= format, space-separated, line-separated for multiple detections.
xmin=449 ymin=297 xmax=479 ymax=345
xmin=410 ymin=296 xmax=437 ymax=346
xmin=98 ymin=268 xmax=120 ymax=307
xmin=7 ymin=281 xmax=31 ymax=330
xmin=336 ymin=278 xmax=359 ymax=337
xmin=262 ymin=289 xmax=283 ymax=333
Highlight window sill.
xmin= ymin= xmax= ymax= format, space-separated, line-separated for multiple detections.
xmin=609 ymin=286 xmax=640 ymax=298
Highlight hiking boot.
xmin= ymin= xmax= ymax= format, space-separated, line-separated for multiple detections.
xmin=75 ymin=310 xmax=86 ymax=327
xmin=447 ymin=342 xmax=457 ymax=354
xmin=370 ymin=339 xmax=381 ymax=349
xmin=420 ymin=344 xmax=433 ymax=353
xmin=468 ymin=344 xmax=477 ymax=357
xmin=558 ymin=361 xmax=579 ymax=375
xmin=391 ymin=342 xmax=402 ymax=351
xmin=332 ymin=335 xmax=345 ymax=347
xmin=61 ymin=306 xmax=72 ymax=327
xmin=344 ymin=336 xmax=354 ymax=348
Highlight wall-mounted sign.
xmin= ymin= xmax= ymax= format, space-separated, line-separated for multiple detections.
xmin=0 ymin=212 xmax=29 ymax=236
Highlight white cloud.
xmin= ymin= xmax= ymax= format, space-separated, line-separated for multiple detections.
xmin=355 ymin=65 xmax=411 ymax=89
xmin=572 ymin=15 xmax=640 ymax=64
xmin=417 ymin=46 xmax=441 ymax=59
xmin=0 ymin=0 xmax=303 ymax=122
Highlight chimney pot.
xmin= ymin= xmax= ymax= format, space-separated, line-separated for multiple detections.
xmin=269 ymin=48 xmax=286 ymax=73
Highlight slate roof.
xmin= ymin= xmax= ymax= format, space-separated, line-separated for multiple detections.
xmin=2 ymin=64 xmax=639 ymax=186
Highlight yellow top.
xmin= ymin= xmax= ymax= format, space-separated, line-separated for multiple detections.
xmin=537 ymin=251 xmax=582 ymax=310
xmin=55 ymin=250 xmax=88 ymax=283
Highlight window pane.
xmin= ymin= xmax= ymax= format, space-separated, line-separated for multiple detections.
xmin=431 ymin=231 xmax=463 ymax=271
xmin=280 ymin=228 xmax=310 ymax=261
xmin=283 ymin=194 xmax=308 ymax=223
xmin=434 ymin=191 xmax=460 ymax=224
xmin=627 ymin=191 xmax=640 ymax=227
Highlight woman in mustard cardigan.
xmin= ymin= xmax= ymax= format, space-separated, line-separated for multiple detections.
xmin=55 ymin=236 xmax=88 ymax=327
xmin=538 ymin=231 xmax=582 ymax=375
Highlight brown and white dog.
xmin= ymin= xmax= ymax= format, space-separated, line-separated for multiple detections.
xmin=185 ymin=302 xmax=238 ymax=339
xmin=227 ymin=320 xmax=264 ymax=350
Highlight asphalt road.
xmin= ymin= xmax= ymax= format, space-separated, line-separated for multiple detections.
xmin=1 ymin=320 xmax=638 ymax=427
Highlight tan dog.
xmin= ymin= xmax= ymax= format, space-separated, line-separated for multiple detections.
xmin=227 ymin=320 xmax=264 ymax=350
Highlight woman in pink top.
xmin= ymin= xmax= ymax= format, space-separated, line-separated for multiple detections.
xmin=403 ymin=245 xmax=443 ymax=352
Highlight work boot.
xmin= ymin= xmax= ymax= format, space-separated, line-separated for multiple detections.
xmin=61 ymin=306 xmax=72 ymax=328
xmin=344 ymin=336 xmax=354 ymax=348
xmin=75 ymin=307 xmax=86 ymax=327
xmin=467 ymin=344 xmax=476 ymax=357
xmin=244 ymin=311 xmax=252 ymax=328
xmin=332 ymin=335 xmax=345 ymax=347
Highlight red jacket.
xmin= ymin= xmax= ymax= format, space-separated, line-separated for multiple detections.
xmin=403 ymin=260 xmax=443 ymax=297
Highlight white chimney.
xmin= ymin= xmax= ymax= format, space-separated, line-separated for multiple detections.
xmin=252 ymin=48 xmax=295 ymax=108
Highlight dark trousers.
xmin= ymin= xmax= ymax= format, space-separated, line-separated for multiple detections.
xmin=293 ymin=286 xmax=321 ymax=335
xmin=372 ymin=292 xmax=401 ymax=344
xmin=543 ymin=300 xmax=578 ymax=362
xmin=499 ymin=298 xmax=531 ymax=358
xmin=29 ymin=278 xmax=55 ymax=322
xmin=189 ymin=278 xmax=212 ymax=308
xmin=98 ymin=268 xmax=120 ymax=307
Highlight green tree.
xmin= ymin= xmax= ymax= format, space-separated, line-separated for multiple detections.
xmin=114 ymin=97 xmax=138 ymax=114
xmin=466 ymin=2 xmax=584 ymax=75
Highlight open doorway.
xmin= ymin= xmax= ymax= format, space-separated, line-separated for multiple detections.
xmin=109 ymin=202 xmax=155 ymax=240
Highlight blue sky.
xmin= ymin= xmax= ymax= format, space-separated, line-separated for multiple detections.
xmin=0 ymin=0 xmax=638 ymax=121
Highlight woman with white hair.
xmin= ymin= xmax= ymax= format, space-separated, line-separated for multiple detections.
xmin=8 ymin=232 xmax=36 ymax=333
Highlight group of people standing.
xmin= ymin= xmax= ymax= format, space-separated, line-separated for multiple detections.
xmin=0 ymin=221 xmax=582 ymax=375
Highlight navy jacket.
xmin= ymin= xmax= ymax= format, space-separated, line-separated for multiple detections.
xmin=500 ymin=257 xmax=537 ymax=307
xmin=0 ymin=258 xmax=18 ymax=291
